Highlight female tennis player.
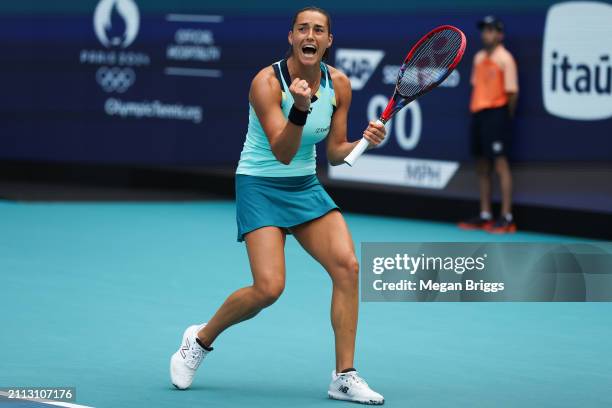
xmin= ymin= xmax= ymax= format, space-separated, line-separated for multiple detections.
xmin=170 ymin=7 xmax=385 ymax=405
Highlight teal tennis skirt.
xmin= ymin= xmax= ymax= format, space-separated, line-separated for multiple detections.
xmin=235 ymin=174 xmax=339 ymax=242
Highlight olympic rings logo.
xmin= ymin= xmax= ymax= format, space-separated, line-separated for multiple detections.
xmin=96 ymin=66 xmax=136 ymax=93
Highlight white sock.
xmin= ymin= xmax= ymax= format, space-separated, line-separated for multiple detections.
xmin=503 ymin=213 xmax=513 ymax=222
xmin=480 ymin=211 xmax=492 ymax=220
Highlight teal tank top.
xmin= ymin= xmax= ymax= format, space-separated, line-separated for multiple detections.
xmin=236 ymin=59 xmax=336 ymax=177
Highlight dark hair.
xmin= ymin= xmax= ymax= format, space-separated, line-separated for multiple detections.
xmin=286 ymin=6 xmax=332 ymax=61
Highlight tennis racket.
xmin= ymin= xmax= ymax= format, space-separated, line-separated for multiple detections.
xmin=344 ymin=25 xmax=467 ymax=166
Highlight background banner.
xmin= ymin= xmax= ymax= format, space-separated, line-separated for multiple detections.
xmin=1 ymin=1 xmax=610 ymax=212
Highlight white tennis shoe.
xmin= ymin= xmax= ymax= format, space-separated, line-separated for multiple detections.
xmin=328 ymin=369 xmax=384 ymax=405
xmin=170 ymin=323 xmax=212 ymax=389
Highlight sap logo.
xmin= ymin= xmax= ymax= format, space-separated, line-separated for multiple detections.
xmin=335 ymin=49 xmax=385 ymax=91
xmin=94 ymin=0 xmax=140 ymax=49
xmin=542 ymin=1 xmax=612 ymax=120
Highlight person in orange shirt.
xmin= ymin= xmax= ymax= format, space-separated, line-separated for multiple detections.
xmin=459 ymin=16 xmax=518 ymax=233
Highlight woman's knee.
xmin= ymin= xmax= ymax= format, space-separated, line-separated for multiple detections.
xmin=331 ymin=254 xmax=359 ymax=287
xmin=253 ymin=278 xmax=285 ymax=307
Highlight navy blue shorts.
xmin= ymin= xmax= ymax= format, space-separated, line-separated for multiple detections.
xmin=235 ymin=174 xmax=339 ymax=242
xmin=471 ymin=106 xmax=512 ymax=159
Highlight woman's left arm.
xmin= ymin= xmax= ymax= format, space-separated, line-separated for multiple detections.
xmin=326 ymin=68 xmax=386 ymax=166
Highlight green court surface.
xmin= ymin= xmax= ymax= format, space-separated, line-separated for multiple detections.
xmin=1 ymin=200 xmax=610 ymax=408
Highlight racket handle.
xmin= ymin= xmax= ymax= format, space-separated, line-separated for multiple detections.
xmin=344 ymin=139 xmax=369 ymax=166
xmin=343 ymin=119 xmax=384 ymax=166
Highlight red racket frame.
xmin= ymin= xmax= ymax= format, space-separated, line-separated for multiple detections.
xmin=380 ymin=25 xmax=467 ymax=122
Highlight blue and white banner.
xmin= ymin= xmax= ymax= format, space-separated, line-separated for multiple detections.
xmin=0 ymin=1 xmax=610 ymax=212
xmin=1 ymin=0 xmax=611 ymax=165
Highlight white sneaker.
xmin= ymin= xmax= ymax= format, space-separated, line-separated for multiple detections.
xmin=328 ymin=370 xmax=384 ymax=405
xmin=170 ymin=323 xmax=212 ymax=389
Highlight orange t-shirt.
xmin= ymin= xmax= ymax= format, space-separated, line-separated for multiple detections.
xmin=470 ymin=44 xmax=518 ymax=113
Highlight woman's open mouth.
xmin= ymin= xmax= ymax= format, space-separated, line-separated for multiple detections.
xmin=301 ymin=44 xmax=317 ymax=57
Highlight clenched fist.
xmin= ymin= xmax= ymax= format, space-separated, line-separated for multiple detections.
xmin=289 ymin=78 xmax=311 ymax=112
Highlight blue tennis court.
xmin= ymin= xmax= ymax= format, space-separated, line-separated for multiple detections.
xmin=1 ymin=200 xmax=610 ymax=408
xmin=3 ymin=0 xmax=612 ymax=407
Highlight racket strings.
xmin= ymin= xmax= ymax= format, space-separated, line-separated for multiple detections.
xmin=397 ymin=29 xmax=463 ymax=97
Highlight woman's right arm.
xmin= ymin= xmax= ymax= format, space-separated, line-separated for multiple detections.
xmin=249 ymin=68 xmax=311 ymax=165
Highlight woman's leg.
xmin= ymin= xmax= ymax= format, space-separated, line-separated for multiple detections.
xmin=197 ymin=226 xmax=287 ymax=347
xmin=291 ymin=210 xmax=359 ymax=373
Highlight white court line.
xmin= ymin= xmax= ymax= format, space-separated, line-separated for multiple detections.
xmin=164 ymin=67 xmax=223 ymax=78
xmin=0 ymin=391 xmax=93 ymax=408
xmin=166 ymin=14 xmax=224 ymax=23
